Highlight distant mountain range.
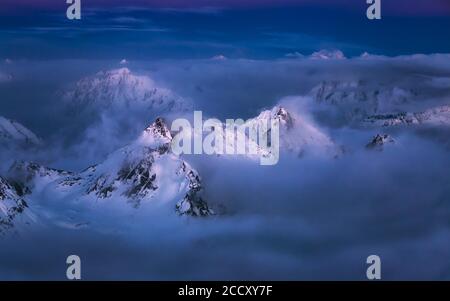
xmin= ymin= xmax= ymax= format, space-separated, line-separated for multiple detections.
xmin=310 ymin=80 xmax=418 ymax=121
xmin=1 ymin=118 xmax=214 ymax=235
xmin=363 ymin=105 xmax=450 ymax=127
xmin=2 ymin=66 xmax=449 ymax=235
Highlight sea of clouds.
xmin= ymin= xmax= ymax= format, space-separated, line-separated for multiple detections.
xmin=0 ymin=54 xmax=450 ymax=280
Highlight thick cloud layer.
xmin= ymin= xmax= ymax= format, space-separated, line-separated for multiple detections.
xmin=1 ymin=54 xmax=450 ymax=280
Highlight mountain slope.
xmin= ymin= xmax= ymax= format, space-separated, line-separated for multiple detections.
xmin=10 ymin=119 xmax=213 ymax=219
xmin=175 ymin=105 xmax=340 ymax=162
xmin=310 ymin=80 xmax=417 ymax=120
xmin=364 ymin=105 xmax=450 ymax=127
xmin=0 ymin=116 xmax=42 ymax=148
xmin=0 ymin=176 xmax=33 ymax=235
xmin=66 ymin=118 xmax=212 ymax=215
xmin=8 ymin=161 xmax=72 ymax=194
xmin=62 ymin=68 xmax=191 ymax=114
xmin=244 ymin=105 xmax=341 ymax=159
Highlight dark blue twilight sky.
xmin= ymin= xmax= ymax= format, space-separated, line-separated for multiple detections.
xmin=0 ymin=0 xmax=449 ymax=59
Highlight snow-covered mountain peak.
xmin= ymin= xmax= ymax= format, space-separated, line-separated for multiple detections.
xmin=310 ymin=80 xmax=418 ymax=120
xmin=366 ymin=134 xmax=395 ymax=151
xmin=272 ymin=106 xmax=295 ymax=129
xmin=310 ymin=49 xmax=346 ymax=60
xmin=46 ymin=117 xmax=213 ymax=216
xmin=363 ymin=105 xmax=450 ymax=127
xmin=102 ymin=67 xmax=130 ymax=76
xmin=4 ymin=126 xmax=214 ymax=221
xmin=311 ymin=81 xmax=416 ymax=104
xmin=80 ymin=117 xmax=212 ymax=215
xmin=246 ymin=104 xmax=341 ymax=158
xmin=138 ymin=117 xmax=173 ymax=148
xmin=253 ymin=106 xmax=294 ymax=129
xmin=62 ymin=68 xmax=191 ymax=114
xmin=0 ymin=116 xmax=42 ymax=147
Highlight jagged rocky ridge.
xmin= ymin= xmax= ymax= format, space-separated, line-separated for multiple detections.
xmin=0 ymin=176 xmax=31 ymax=235
xmin=5 ymin=118 xmax=214 ymax=221
xmin=310 ymin=80 xmax=418 ymax=121
xmin=366 ymin=134 xmax=395 ymax=151
xmin=248 ymin=105 xmax=342 ymax=158
xmin=68 ymin=118 xmax=212 ymax=216
xmin=363 ymin=105 xmax=450 ymax=127
xmin=180 ymin=105 xmax=341 ymax=161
